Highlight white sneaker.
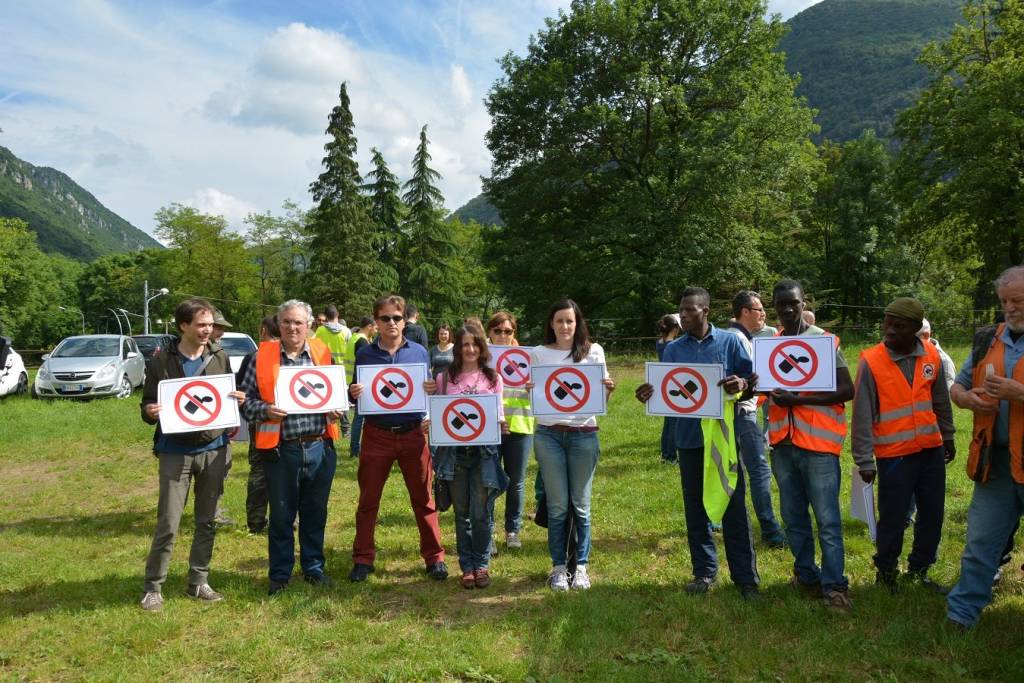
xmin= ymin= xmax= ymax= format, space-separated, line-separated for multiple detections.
xmin=572 ymin=565 xmax=591 ymax=590
xmin=506 ymin=532 xmax=522 ymax=549
xmin=549 ymin=565 xmax=569 ymax=591
xmin=140 ymin=591 xmax=163 ymax=612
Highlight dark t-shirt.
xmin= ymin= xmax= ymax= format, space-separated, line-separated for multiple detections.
xmin=405 ymin=323 xmax=429 ymax=348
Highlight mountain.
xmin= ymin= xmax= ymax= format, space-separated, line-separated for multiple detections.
xmin=0 ymin=145 xmax=161 ymax=260
xmin=450 ymin=193 xmax=505 ymax=227
xmin=780 ymin=0 xmax=964 ymax=143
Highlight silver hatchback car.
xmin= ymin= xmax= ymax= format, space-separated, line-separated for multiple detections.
xmin=34 ymin=335 xmax=146 ymax=399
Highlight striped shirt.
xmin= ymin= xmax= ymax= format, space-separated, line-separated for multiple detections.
xmin=239 ymin=342 xmax=327 ymax=440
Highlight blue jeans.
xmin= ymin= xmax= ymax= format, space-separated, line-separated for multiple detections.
xmin=735 ymin=410 xmax=785 ymax=543
xmin=498 ymin=432 xmax=532 ymax=533
xmin=948 ymin=447 xmax=1024 ymax=628
xmin=264 ymin=438 xmax=337 ymax=582
xmin=350 ymin=405 xmax=364 ymax=457
xmin=771 ymin=444 xmax=848 ymax=591
xmin=450 ymin=449 xmax=495 ymax=571
xmin=678 ymin=447 xmax=759 ymax=586
xmin=534 ymin=426 xmax=599 ymax=566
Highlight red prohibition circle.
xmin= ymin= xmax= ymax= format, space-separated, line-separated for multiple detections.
xmin=370 ymin=367 xmax=414 ymax=410
xmin=543 ymin=366 xmax=592 ymax=413
xmin=496 ymin=348 xmax=531 ymax=388
xmin=174 ymin=379 xmax=223 ymax=427
xmin=288 ymin=368 xmax=334 ymax=409
xmin=768 ymin=339 xmax=819 ymax=388
xmin=660 ymin=367 xmax=709 ymax=414
xmin=441 ymin=398 xmax=487 ymax=442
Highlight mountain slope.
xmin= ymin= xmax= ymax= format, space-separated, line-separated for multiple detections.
xmin=0 ymin=145 xmax=161 ymax=259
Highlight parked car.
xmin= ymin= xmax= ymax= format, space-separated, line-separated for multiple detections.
xmin=217 ymin=331 xmax=258 ymax=373
xmin=33 ymin=335 xmax=146 ymax=399
xmin=132 ymin=334 xmax=176 ymax=365
xmin=0 ymin=336 xmax=29 ymax=398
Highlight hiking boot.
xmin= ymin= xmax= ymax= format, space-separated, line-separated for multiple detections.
xmin=426 ymin=561 xmax=449 ymax=581
xmin=474 ymin=568 xmax=492 ymax=589
xmin=822 ymin=588 xmax=853 ymax=611
xmin=876 ymin=569 xmax=901 ymax=594
xmin=684 ymin=576 xmax=715 ymax=595
xmin=906 ymin=569 xmax=949 ymax=595
xmin=739 ymin=584 xmax=762 ymax=602
xmin=268 ymin=580 xmax=288 ymax=596
xmin=549 ymin=565 xmax=570 ymax=592
xmin=303 ymin=573 xmax=333 ymax=588
xmin=348 ymin=563 xmax=374 ymax=582
xmin=461 ymin=570 xmax=476 ymax=589
xmin=789 ymin=573 xmax=823 ymax=599
xmin=186 ymin=583 xmax=223 ymax=602
xmin=572 ymin=565 xmax=591 ymax=591
xmin=505 ymin=532 xmax=522 ymax=549
xmin=140 ymin=591 xmax=163 ymax=612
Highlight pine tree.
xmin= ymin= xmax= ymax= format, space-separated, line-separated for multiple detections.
xmin=306 ymin=83 xmax=385 ymax=317
xmin=362 ymin=147 xmax=403 ymax=292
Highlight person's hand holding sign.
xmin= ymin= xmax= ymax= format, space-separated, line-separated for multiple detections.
xmin=635 ymin=382 xmax=654 ymax=403
xmin=228 ymin=390 xmax=245 ymax=405
xmin=145 ymin=403 xmax=161 ymax=419
xmin=769 ymin=388 xmax=800 ymax=407
xmin=603 ymin=376 xmax=616 ymax=396
xmin=423 ymin=378 xmax=437 ymax=395
xmin=348 ymin=382 xmax=364 ymax=401
xmin=719 ymin=375 xmax=746 ymax=395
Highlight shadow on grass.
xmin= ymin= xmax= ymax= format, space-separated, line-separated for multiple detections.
xmin=0 ymin=510 xmax=154 ymax=538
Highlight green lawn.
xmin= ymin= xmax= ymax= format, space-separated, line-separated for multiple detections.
xmin=0 ymin=347 xmax=1021 ymax=681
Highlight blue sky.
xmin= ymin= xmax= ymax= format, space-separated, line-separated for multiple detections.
xmin=0 ymin=0 xmax=821 ymax=237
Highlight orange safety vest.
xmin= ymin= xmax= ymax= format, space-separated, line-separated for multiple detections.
xmin=860 ymin=341 xmax=943 ymax=458
xmin=967 ymin=324 xmax=1024 ymax=484
xmin=767 ymin=333 xmax=847 ymax=455
xmin=253 ymin=338 xmax=340 ymax=449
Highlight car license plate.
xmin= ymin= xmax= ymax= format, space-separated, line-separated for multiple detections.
xmin=60 ymin=384 xmax=87 ymax=392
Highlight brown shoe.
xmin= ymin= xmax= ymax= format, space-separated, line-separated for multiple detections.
xmin=461 ymin=571 xmax=476 ymax=589
xmin=474 ymin=568 xmax=491 ymax=588
xmin=823 ymin=588 xmax=853 ymax=612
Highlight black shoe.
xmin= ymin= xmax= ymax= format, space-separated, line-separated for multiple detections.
xmin=685 ymin=576 xmax=715 ymax=595
xmin=739 ymin=584 xmax=762 ymax=602
xmin=247 ymin=525 xmax=267 ymax=535
xmin=304 ymin=572 xmax=333 ymax=588
xmin=764 ymin=536 xmax=788 ymax=550
xmin=906 ymin=569 xmax=949 ymax=595
xmin=876 ymin=569 xmax=901 ymax=594
xmin=426 ymin=561 xmax=449 ymax=581
xmin=268 ymin=580 xmax=288 ymax=596
xmin=348 ymin=563 xmax=375 ymax=582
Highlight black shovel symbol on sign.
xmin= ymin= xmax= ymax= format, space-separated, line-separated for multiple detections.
xmin=779 ymin=355 xmax=811 ymax=374
xmin=185 ymin=394 xmax=214 ymax=414
xmin=380 ymin=380 xmax=407 ymax=398
xmin=451 ymin=412 xmax=480 ymax=430
xmin=298 ymin=381 xmax=326 ymax=398
xmin=503 ymin=361 xmax=528 ymax=376
xmin=669 ymin=380 xmax=700 ymax=398
xmin=554 ymin=382 xmax=583 ymax=400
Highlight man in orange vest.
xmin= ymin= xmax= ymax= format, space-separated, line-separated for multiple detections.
xmin=947 ymin=266 xmax=1024 ymax=629
xmin=238 ymin=299 xmax=345 ymax=595
xmin=851 ymin=297 xmax=955 ymax=594
xmin=766 ymin=280 xmax=855 ymax=610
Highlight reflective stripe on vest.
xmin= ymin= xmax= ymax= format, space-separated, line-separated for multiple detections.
xmin=702 ymin=398 xmax=738 ymax=524
xmin=503 ymin=386 xmax=535 ymax=434
xmin=968 ymin=324 xmax=1024 ymax=484
xmin=861 ymin=341 xmax=943 ymax=458
xmin=254 ymin=338 xmax=340 ymax=449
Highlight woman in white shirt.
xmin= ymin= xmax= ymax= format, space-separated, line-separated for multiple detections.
xmin=529 ymin=298 xmax=614 ymax=591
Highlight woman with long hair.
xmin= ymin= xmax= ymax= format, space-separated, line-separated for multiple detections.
xmin=529 ymin=298 xmax=614 ymax=591
xmin=429 ymin=324 xmax=455 ymax=378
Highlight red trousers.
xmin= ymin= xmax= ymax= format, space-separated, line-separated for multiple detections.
xmin=351 ymin=422 xmax=445 ymax=566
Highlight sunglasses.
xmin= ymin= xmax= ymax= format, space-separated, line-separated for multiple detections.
xmin=491 ymin=327 xmax=514 ymax=335
xmin=377 ymin=315 xmax=404 ymax=324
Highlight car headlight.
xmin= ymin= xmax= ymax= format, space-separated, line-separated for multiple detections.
xmin=37 ymin=367 xmax=52 ymax=380
xmin=95 ymin=362 xmax=117 ymax=380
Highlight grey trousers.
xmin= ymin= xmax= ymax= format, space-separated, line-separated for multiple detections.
xmin=143 ymin=447 xmax=228 ymax=593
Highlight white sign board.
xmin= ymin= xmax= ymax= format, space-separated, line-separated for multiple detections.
xmin=645 ymin=362 xmax=724 ymax=419
xmin=273 ymin=365 xmax=348 ymax=415
xmin=158 ymin=373 xmax=240 ymax=435
xmin=487 ymin=345 xmax=533 ymax=389
xmin=530 ymin=363 xmax=607 ymax=418
xmin=850 ymin=466 xmax=877 ymax=542
xmin=753 ymin=334 xmax=837 ymax=392
xmin=428 ymin=394 xmax=502 ymax=446
xmin=357 ymin=363 xmax=429 ymax=415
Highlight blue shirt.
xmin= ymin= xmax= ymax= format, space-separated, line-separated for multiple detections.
xmin=955 ymin=326 xmax=1024 ymax=446
xmin=663 ymin=324 xmax=753 ymax=449
xmin=354 ymin=337 xmax=430 ymax=427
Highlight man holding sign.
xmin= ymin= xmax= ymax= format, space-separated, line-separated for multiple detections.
xmin=239 ymin=299 xmax=344 ymax=595
xmin=139 ymin=298 xmax=244 ymax=612
xmin=635 ymin=287 xmax=761 ymax=600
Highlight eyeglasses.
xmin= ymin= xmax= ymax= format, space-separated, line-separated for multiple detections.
xmin=377 ymin=315 xmax=404 ymax=324
xmin=280 ymin=319 xmax=307 ymax=328
xmin=744 ymin=306 xmax=765 ymax=313
xmin=491 ymin=327 xmax=515 ymax=335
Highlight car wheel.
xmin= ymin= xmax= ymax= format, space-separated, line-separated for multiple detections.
xmin=16 ymin=372 xmax=28 ymax=395
xmin=116 ymin=374 xmax=133 ymax=399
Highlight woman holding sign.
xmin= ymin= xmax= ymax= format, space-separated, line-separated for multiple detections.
xmin=426 ymin=326 xmax=509 ymax=589
xmin=529 ymin=299 xmax=615 ymax=591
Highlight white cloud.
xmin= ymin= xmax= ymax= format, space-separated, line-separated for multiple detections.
xmin=450 ymin=64 xmax=473 ymax=109
xmin=182 ymin=188 xmax=260 ymax=232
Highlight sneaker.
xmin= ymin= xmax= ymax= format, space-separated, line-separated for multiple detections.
xmin=549 ymin=565 xmax=570 ymax=592
xmin=426 ymin=561 xmax=449 ymax=581
xmin=572 ymin=565 xmax=591 ymax=591
xmin=303 ymin=573 xmax=333 ymax=588
xmin=268 ymin=580 xmax=288 ymax=596
xmin=684 ymin=576 xmax=715 ymax=595
xmin=906 ymin=569 xmax=949 ymax=595
xmin=876 ymin=569 xmax=901 ymax=594
xmin=461 ymin=570 xmax=476 ymax=589
xmin=140 ymin=591 xmax=163 ymax=612
xmin=789 ymin=573 xmax=823 ymax=599
xmin=739 ymin=584 xmax=762 ymax=602
xmin=475 ymin=568 xmax=492 ymax=589
xmin=348 ymin=563 xmax=375 ymax=582
xmin=489 ymin=536 xmax=499 ymax=557
xmin=186 ymin=583 xmax=223 ymax=602
xmin=213 ymin=508 xmax=235 ymax=528
xmin=506 ymin=532 xmax=522 ymax=549
xmin=994 ymin=566 xmax=1004 ymax=586
xmin=823 ymin=588 xmax=853 ymax=611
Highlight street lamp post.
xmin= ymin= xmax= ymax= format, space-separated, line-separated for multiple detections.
xmin=58 ymin=306 xmax=86 ymax=334
xmin=106 ymin=308 xmax=124 ymax=335
xmin=143 ymin=280 xmax=169 ymax=335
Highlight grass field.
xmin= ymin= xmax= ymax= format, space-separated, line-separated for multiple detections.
xmin=1 ymin=346 xmax=1022 ymax=681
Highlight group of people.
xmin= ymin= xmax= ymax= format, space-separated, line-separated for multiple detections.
xmin=137 ymin=267 xmax=1024 ymax=632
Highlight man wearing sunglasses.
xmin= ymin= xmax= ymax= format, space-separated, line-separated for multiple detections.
xmin=346 ymin=295 xmax=448 ymax=583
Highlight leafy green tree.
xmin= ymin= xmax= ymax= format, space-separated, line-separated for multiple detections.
xmin=362 ymin=147 xmax=403 ymax=291
xmin=484 ymin=0 xmax=817 ymax=331
xmin=306 ymin=83 xmax=387 ymax=318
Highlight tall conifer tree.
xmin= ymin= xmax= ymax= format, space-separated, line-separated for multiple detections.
xmin=362 ymin=147 xmax=403 ymax=291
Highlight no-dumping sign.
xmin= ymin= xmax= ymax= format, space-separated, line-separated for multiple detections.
xmin=645 ymin=362 xmax=724 ymax=419
xmin=274 ymin=365 xmax=348 ymax=415
xmin=428 ymin=394 xmax=502 ymax=446
xmin=357 ymin=363 xmax=429 ymax=415
xmin=487 ymin=345 xmax=533 ymax=389
xmin=530 ymin=363 xmax=607 ymax=417
xmin=753 ymin=334 xmax=837 ymax=392
xmin=158 ymin=373 xmax=240 ymax=435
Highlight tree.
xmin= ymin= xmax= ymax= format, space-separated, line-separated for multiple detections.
xmin=484 ymin=0 xmax=817 ymax=332
xmin=306 ymin=83 xmax=388 ymax=317
xmin=895 ymin=0 xmax=1024 ymax=307
xmin=362 ymin=147 xmax=403 ymax=291
xmin=244 ymin=201 xmax=310 ymax=307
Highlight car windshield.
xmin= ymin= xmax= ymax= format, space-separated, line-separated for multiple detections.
xmin=53 ymin=338 xmax=119 ymax=358
xmin=219 ymin=336 xmax=256 ymax=356
xmin=133 ymin=337 xmax=162 ymax=352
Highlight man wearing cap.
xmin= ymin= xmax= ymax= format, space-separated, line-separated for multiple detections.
xmin=852 ymin=297 xmax=956 ymax=594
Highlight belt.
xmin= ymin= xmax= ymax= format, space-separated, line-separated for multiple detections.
xmin=542 ymin=424 xmax=599 ymax=433
xmin=282 ymin=434 xmax=326 ymax=444
xmin=368 ymin=420 xmax=421 ymax=434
